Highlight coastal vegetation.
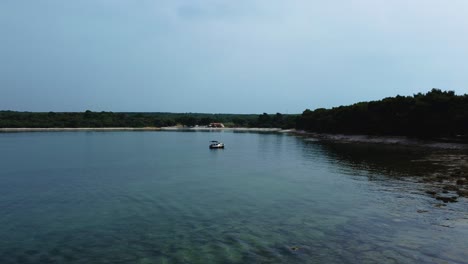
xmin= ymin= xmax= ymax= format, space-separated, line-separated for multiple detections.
xmin=0 ymin=111 xmax=297 ymax=129
xmin=2 ymin=89 xmax=467 ymax=140
xmin=297 ymin=89 xmax=468 ymax=139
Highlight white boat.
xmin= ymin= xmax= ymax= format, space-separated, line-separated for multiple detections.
xmin=209 ymin=141 xmax=224 ymax=149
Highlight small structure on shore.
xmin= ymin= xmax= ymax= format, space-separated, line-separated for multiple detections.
xmin=208 ymin=123 xmax=225 ymax=128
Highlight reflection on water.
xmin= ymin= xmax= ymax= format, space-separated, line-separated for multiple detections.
xmin=305 ymin=140 xmax=443 ymax=178
xmin=0 ymin=132 xmax=467 ymax=264
xmin=301 ymin=138 xmax=468 ymax=200
xmin=297 ymin=137 xmax=468 ymax=263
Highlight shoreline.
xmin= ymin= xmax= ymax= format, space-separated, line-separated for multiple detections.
xmin=0 ymin=127 xmax=287 ymax=133
xmin=291 ymin=130 xmax=468 ymax=150
xmin=160 ymin=127 xmax=286 ymax=132
xmin=0 ymin=127 xmax=162 ymax=132
xmin=292 ymin=130 xmax=468 ymax=201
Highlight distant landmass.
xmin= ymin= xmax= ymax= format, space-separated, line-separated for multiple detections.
xmin=0 ymin=111 xmax=297 ymax=129
xmin=2 ymin=89 xmax=467 ymax=140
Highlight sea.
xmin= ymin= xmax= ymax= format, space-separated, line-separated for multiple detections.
xmin=0 ymin=131 xmax=467 ymax=263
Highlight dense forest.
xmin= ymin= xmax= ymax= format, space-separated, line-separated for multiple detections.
xmin=0 ymin=111 xmax=297 ymax=129
xmin=2 ymin=89 xmax=467 ymax=139
xmin=297 ymin=89 xmax=468 ymax=138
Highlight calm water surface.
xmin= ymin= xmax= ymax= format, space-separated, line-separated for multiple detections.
xmin=0 ymin=131 xmax=467 ymax=263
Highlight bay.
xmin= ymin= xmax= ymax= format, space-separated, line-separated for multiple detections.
xmin=0 ymin=131 xmax=467 ymax=263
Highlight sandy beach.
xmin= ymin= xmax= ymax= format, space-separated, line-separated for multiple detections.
xmin=0 ymin=127 xmax=288 ymax=133
xmin=159 ymin=127 xmax=286 ymax=132
xmin=0 ymin=127 xmax=161 ymax=132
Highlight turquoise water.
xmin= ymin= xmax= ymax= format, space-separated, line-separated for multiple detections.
xmin=0 ymin=131 xmax=467 ymax=263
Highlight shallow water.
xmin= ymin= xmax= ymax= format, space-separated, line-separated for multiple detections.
xmin=0 ymin=131 xmax=467 ymax=263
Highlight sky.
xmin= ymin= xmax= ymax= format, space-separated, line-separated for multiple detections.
xmin=1 ymin=0 xmax=468 ymax=114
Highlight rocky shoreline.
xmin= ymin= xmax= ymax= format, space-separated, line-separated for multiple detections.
xmin=292 ymin=131 xmax=468 ymax=203
xmin=416 ymin=153 xmax=468 ymax=203
xmin=292 ymin=130 xmax=468 ymax=150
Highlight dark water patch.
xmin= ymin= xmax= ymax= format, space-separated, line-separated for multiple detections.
xmin=303 ymin=139 xmax=468 ymax=203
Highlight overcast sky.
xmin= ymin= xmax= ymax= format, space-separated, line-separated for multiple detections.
xmin=1 ymin=0 xmax=467 ymax=113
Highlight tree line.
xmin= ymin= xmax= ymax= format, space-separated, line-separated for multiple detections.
xmin=0 ymin=110 xmax=297 ymax=129
xmin=2 ymin=89 xmax=467 ymax=139
xmin=296 ymin=89 xmax=468 ymax=138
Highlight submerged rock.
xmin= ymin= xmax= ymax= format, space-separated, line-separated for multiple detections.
xmin=290 ymin=246 xmax=300 ymax=251
xmin=456 ymin=189 xmax=468 ymax=197
xmin=443 ymin=185 xmax=459 ymax=191
xmin=435 ymin=196 xmax=458 ymax=203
